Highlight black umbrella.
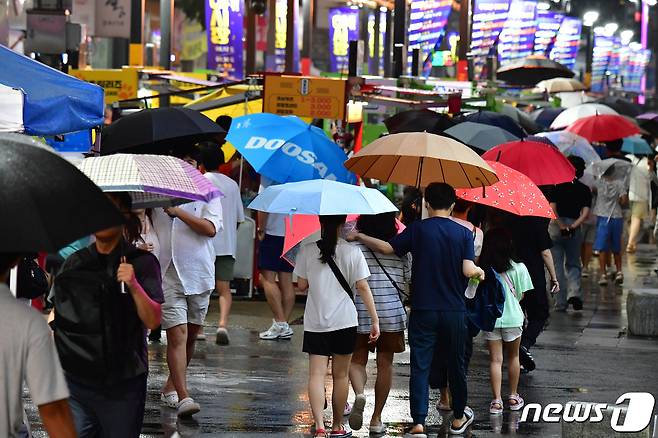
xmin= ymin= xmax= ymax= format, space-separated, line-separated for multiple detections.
xmin=532 ymin=107 xmax=565 ymax=129
xmin=0 ymin=134 xmax=124 ymax=252
xmin=101 ymin=107 xmax=226 ymax=155
xmin=384 ymin=109 xmax=456 ymax=134
xmin=637 ymin=113 xmax=658 ymax=137
xmin=454 ymin=110 xmax=526 ymax=138
xmin=497 ymin=56 xmax=575 ymax=86
xmin=597 ymin=96 xmax=642 ymax=118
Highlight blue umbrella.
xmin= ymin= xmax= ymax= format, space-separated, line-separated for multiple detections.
xmin=248 ymin=180 xmax=398 ymax=215
xmin=531 ymin=107 xmax=565 ymax=129
xmin=227 ymin=113 xmax=355 ymax=184
xmin=622 ymin=136 xmax=654 ymax=155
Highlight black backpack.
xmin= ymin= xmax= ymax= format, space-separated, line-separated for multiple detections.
xmin=53 ymin=244 xmax=154 ymax=386
xmin=465 ymin=267 xmax=506 ymax=334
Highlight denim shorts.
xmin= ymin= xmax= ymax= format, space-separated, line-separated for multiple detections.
xmin=593 ymin=216 xmax=624 ymax=253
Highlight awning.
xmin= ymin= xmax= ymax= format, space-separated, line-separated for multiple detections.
xmin=0 ymin=44 xmax=105 ymax=135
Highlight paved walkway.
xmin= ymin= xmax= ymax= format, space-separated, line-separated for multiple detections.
xmin=26 ymin=245 xmax=658 ymax=437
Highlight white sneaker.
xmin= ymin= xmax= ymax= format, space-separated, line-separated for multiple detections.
xmin=259 ymin=320 xmax=293 ymax=340
xmin=160 ymin=391 xmax=178 ymax=409
xmin=177 ymin=397 xmax=201 ymax=417
xmin=215 ymin=327 xmax=230 ymax=345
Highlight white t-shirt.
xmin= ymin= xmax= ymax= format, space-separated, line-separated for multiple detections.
xmin=153 ymin=199 xmax=223 ymax=295
xmin=294 ymin=239 xmax=371 ymax=332
xmin=0 ymin=286 xmax=70 ymax=438
xmin=450 ymin=216 xmax=483 ymax=257
xmin=205 ymin=172 xmax=245 ymax=257
xmin=259 ymin=178 xmax=286 ymax=236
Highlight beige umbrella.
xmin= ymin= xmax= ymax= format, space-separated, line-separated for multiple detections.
xmin=344 ymin=132 xmax=499 ymax=189
xmin=534 ymin=78 xmax=586 ymax=94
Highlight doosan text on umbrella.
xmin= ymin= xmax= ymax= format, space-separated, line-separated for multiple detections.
xmin=245 ymin=136 xmax=341 ymax=180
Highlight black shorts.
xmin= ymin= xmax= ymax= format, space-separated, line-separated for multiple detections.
xmin=258 ymin=234 xmax=294 ymax=273
xmin=302 ymin=327 xmax=357 ymax=356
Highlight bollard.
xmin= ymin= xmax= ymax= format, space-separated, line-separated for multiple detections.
xmin=627 ymin=289 xmax=658 ymax=337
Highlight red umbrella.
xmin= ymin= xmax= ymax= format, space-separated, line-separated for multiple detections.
xmin=456 ymin=161 xmax=556 ymax=219
xmin=482 ymin=139 xmax=576 ymax=186
xmin=565 ymin=114 xmax=640 ymax=143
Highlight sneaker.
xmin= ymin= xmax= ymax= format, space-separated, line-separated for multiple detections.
xmin=615 ymin=272 xmax=624 ymax=285
xmin=160 ymin=391 xmax=178 ymax=409
xmin=582 ymin=270 xmax=589 ymax=278
xmin=343 ymin=401 xmax=352 ymax=416
xmin=519 ymin=346 xmax=536 ymax=371
xmin=567 ymin=296 xmax=583 ymax=311
xmin=215 ymin=327 xmax=230 ymax=345
xmin=369 ymin=422 xmax=387 ymax=434
xmin=598 ymin=275 xmax=608 ymax=286
xmin=348 ymin=394 xmax=366 ymax=430
xmin=259 ymin=320 xmax=293 ymax=340
xmin=177 ymin=397 xmax=200 ymax=417
xmin=196 ymin=331 xmax=206 ymax=341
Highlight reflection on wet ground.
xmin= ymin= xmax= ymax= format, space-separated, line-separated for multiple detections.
xmin=25 ymin=245 xmax=658 ymax=437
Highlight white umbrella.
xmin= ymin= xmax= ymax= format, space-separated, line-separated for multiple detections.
xmin=535 ymin=131 xmax=601 ymax=166
xmin=551 ymin=103 xmax=619 ymax=129
xmin=555 ymin=92 xmax=597 ymax=108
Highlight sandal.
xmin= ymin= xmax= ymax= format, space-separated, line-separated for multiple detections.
xmin=508 ymin=393 xmax=525 ymax=411
xmin=313 ymin=428 xmax=327 ymax=438
xmin=489 ymin=399 xmax=503 ymax=415
xmin=626 ymin=244 xmax=636 ymax=254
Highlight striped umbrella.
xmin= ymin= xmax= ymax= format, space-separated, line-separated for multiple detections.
xmin=78 ymin=154 xmax=223 ymax=208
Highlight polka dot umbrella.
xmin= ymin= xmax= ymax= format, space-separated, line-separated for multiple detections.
xmin=456 ymin=161 xmax=556 ymax=219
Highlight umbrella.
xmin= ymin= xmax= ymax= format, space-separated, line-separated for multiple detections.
xmin=77 ymin=154 xmax=223 ymax=208
xmin=637 ymin=113 xmax=658 ymax=137
xmin=498 ymin=104 xmax=542 ymax=134
xmin=482 ymin=139 xmax=576 ymax=185
xmin=384 ymin=109 xmax=456 ymax=134
xmin=597 ymin=96 xmax=642 ymax=118
xmin=344 ymin=132 xmax=499 ymax=189
xmin=101 ymin=107 xmax=225 ymax=155
xmin=456 ymin=161 xmax=556 ymax=219
xmin=0 ymin=133 xmax=124 ymax=252
xmin=534 ymin=78 xmax=586 ymax=94
xmin=586 ymin=158 xmax=633 ymax=183
xmin=566 ymin=114 xmax=640 ymax=143
xmin=550 ymin=104 xmax=619 ymax=129
xmin=247 ymin=179 xmax=398 ymax=215
xmin=535 ymin=131 xmax=601 ymax=166
xmin=455 ymin=110 xmax=526 ymax=138
xmin=555 ymin=92 xmax=597 ymax=109
xmin=444 ymin=122 xmax=519 ymax=152
xmin=226 ymin=113 xmax=355 ymax=184
xmin=622 ymin=136 xmax=654 ymax=155
xmin=532 ymin=107 xmax=565 ymax=129
xmin=497 ymin=56 xmax=574 ymax=86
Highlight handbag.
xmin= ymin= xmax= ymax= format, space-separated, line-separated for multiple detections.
xmin=316 ymin=241 xmax=353 ymax=300
xmin=17 ymin=256 xmax=49 ymax=300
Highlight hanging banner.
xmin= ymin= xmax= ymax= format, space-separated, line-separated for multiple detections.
xmin=549 ymin=17 xmax=581 ymax=70
xmin=408 ymin=0 xmax=453 ymax=76
xmin=94 ymin=0 xmax=131 ymax=38
xmin=274 ymin=0 xmax=288 ymax=72
xmin=328 ymin=7 xmax=360 ymax=74
xmin=263 ymin=76 xmax=348 ymax=120
xmin=470 ymin=0 xmax=511 ymax=78
xmin=498 ymin=0 xmax=537 ymax=67
xmin=367 ymin=11 xmax=386 ymax=75
xmin=205 ymin=0 xmax=244 ymax=80
xmin=533 ymin=10 xmax=564 ymax=56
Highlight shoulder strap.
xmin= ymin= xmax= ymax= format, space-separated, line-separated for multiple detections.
xmin=501 ymin=272 xmax=517 ymax=297
xmin=368 ymin=248 xmax=408 ymax=298
xmin=317 ymin=241 xmax=353 ymax=300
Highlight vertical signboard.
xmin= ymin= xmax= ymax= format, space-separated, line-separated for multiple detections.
xmin=94 ymin=0 xmax=131 ymax=38
xmin=497 ymin=0 xmax=537 ymax=67
xmin=549 ymin=17 xmax=581 ymax=70
xmin=205 ymin=0 xmax=244 ymax=79
xmin=367 ymin=12 xmax=386 ymax=75
xmin=533 ymin=10 xmax=564 ymax=56
xmin=328 ymin=7 xmax=360 ymax=74
xmin=470 ymin=0 xmax=511 ymax=78
xmin=591 ymin=32 xmax=613 ymax=92
xmin=621 ymin=48 xmax=651 ymax=92
xmin=274 ymin=0 xmax=287 ymax=72
xmin=408 ymin=0 xmax=453 ymax=76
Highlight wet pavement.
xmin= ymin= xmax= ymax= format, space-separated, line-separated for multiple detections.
xmin=26 ymin=244 xmax=658 ymax=437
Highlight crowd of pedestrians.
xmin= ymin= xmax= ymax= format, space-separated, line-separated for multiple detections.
xmin=3 ymin=133 xmax=657 ymax=438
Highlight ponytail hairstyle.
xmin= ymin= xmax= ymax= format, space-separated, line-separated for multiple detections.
xmin=318 ymin=215 xmax=347 ymax=264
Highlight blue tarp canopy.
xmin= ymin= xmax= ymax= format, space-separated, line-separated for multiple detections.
xmin=0 ymin=44 xmax=104 ymax=136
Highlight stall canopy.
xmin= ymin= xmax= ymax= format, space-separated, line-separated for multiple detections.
xmin=0 ymin=44 xmax=104 ymax=136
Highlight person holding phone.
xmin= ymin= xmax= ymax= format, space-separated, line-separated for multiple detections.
xmin=294 ymin=215 xmax=379 ymax=438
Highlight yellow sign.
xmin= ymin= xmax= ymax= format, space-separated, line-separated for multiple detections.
xmin=69 ymin=68 xmax=139 ymax=104
xmin=263 ymin=76 xmax=348 ymax=120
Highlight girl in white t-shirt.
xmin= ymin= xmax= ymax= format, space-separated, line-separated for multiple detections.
xmin=294 ymin=215 xmax=380 ymax=438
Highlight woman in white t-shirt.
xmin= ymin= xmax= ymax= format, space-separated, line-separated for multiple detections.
xmin=294 ymin=215 xmax=380 ymax=438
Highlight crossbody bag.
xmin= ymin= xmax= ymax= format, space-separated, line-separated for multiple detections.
xmin=367 ymin=249 xmax=409 ymax=303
